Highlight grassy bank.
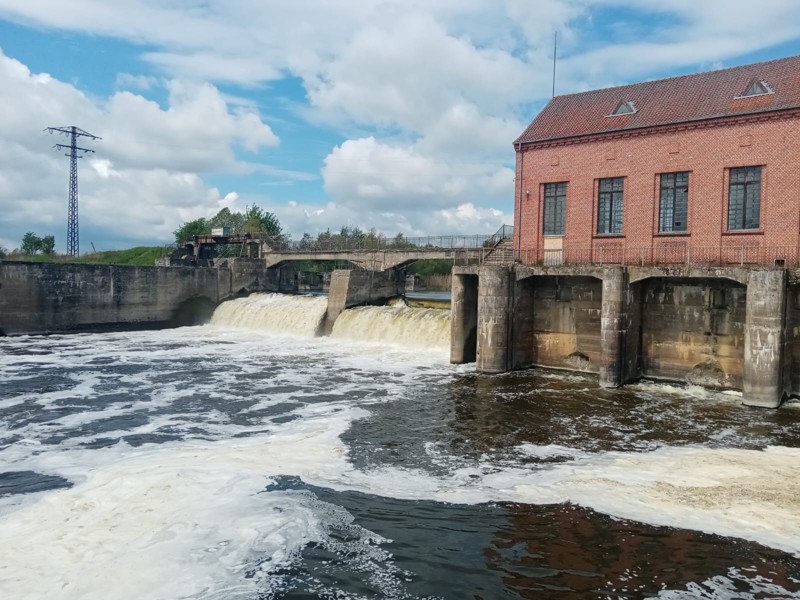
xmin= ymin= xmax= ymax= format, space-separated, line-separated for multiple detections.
xmin=2 ymin=246 xmax=168 ymax=266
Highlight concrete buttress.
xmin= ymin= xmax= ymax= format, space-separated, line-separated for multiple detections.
xmin=450 ymin=272 xmax=478 ymax=364
xmin=600 ymin=267 xmax=628 ymax=387
xmin=477 ymin=266 xmax=512 ymax=373
xmin=743 ymin=269 xmax=787 ymax=408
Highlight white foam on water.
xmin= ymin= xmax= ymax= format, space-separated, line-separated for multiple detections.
xmin=1 ymin=393 xmax=800 ymax=598
xmin=657 ymin=566 xmax=800 ymax=598
xmin=331 ymin=305 xmax=451 ymax=349
xmin=3 ymin=323 xmax=800 ymax=597
xmin=335 ymin=446 xmax=800 ymax=556
xmin=629 ymin=381 xmax=740 ymax=402
xmin=516 ymin=443 xmax=591 ymax=461
xmin=0 ymin=403 xmax=366 ymax=600
xmin=208 ymin=293 xmax=328 ymax=336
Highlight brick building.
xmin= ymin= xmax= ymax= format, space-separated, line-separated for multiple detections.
xmin=513 ymin=55 xmax=800 ymax=267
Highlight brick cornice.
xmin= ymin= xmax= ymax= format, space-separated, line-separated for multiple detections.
xmin=516 ymin=106 xmax=800 ymax=151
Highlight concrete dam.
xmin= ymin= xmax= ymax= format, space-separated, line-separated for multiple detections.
xmin=452 ymin=264 xmax=795 ymax=408
xmin=0 ymin=259 xmax=404 ymax=336
xmin=1 ymin=258 xmax=797 ymax=408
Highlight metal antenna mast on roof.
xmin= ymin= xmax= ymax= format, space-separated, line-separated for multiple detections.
xmin=45 ymin=126 xmax=101 ymax=256
xmin=552 ymin=31 xmax=558 ymax=98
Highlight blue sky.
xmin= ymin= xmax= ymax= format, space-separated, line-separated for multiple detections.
xmin=1 ymin=0 xmax=800 ymax=252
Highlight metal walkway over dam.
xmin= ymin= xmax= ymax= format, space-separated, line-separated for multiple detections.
xmin=183 ymin=226 xmax=514 ymax=271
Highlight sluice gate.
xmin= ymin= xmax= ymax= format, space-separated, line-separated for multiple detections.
xmin=451 ymin=265 xmax=791 ymax=408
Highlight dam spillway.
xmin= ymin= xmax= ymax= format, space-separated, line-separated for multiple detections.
xmin=208 ymin=293 xmax=451 ymax=349
xmin=209 ymin=293 xmax=329 ymax=337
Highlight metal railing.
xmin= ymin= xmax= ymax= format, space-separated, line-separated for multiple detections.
xmin=513 ymin=245 xmax=800 ymax=269
xmin=267 ymin=227 xmax=515 ymax=253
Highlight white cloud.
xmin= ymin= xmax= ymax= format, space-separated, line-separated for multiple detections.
xmin=0 ymin=50 xmax=278 ymax=250
xmin=306 ymin=12 xmax=531 ymax=131
xmin=322 ymin=137 xmax=514 ymax=212
xmin=261 ymin=197 xmax=511 ymax=239
xmin=2 ymin=0 xmax=800 ymax=248
xmin=102 ymin=80 xmax=278 ymax=172
xmin=115 ymin=73 xmax=160 ymax=91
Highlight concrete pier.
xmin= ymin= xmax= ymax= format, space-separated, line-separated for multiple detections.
xmin=743 ymin=269 xmax=787 ymax=408
xmin=459 ymin=264 xmax=799 ymax=408
xmin=476 ymin=266 xmax=512 ymax=373
xmin=599 ymin=267 xmax=628 ymax=387
xmin=323 ymin=268 xmax=403 ymax=334
xmin=450 ymin=272 xmax=479 ymax=364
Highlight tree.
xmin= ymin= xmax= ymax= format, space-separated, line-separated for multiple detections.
xmin=21 ymin=232 xmax=42 ymax=255
xmin=173 ymin=206 xmax=287 ymax=245
xmin=298 ymin=233 xmax=315 ymax=250
xmin=0 ymin=245 xmax=7 ymax=259
xmin=19 ymin=232 xmax=56 ymax=256
xmin=390 ymin=232 xmax=414 ymax=249
xmin=208 ymin=207 xmax=245 ymax=232
xmin=243 ymin=205 xmax=282 ymax=237
xmin=40 ymin=235 xmax=55 ymax=255
xmin=173 ymin=218 xmax=209 ymax=244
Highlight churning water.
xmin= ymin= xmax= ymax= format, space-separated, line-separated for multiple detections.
xmin=1 ymin=293 xmax=800 ymax=599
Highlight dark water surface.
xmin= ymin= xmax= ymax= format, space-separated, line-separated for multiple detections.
xmin=1 ymin=317 xmax=799 ymax=599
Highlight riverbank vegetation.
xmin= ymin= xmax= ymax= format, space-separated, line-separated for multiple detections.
xmin=1 ymin=246 xmax=167 ymax=266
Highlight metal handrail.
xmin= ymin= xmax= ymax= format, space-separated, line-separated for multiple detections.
xmin=511 ymin=245 xmax=800 ymax=268
xmin=269 ymin=230 xmax=515 ymax=253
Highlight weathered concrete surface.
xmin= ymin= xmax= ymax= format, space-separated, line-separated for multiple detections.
xmin=0 ymin=260 xmax=269 ymax=335
xmin=461 ymin=264 xmax=793 ymax=406
xmin=512 ymin=274 xmax=602 ymax=372
xmin=476 ymin=266 xmax=512 ymax=373
xmin=265 ymin=249 xmax=483 ymax=271
xmin=628 ymin=266 xmax=750 ymax=286
xmin=743 ymin=269 xmax=787 ymax=407
xmin=599 ymin=267 xmax=628 ymax=387
xmin=786 ymin=280 xmax=800 ymax=396
xmin=450 ymin=273 xmax=478 ymax=364
xmin=640 ymin=278 xmax=745 ymax=388
xmin=323 ymin=269 xmax=403 ymax=334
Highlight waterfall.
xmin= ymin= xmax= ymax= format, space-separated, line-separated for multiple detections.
xmin=209 ymin=294 xmax=452 ymax=349
xmin=208 ymin=293 xmax=328 ymax=336
xmin=331 ymin=305 xmax=451 ymax=349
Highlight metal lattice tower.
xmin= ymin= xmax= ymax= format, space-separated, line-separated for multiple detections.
xmin=45 ymin=126 xmax=101 ymax=256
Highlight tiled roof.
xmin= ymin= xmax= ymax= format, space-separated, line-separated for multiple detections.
xmin=515 ymin=55 xmax=800 ymax=145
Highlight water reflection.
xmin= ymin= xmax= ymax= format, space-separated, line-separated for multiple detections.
xmin=489 ymin=502 xmax=800 ymax=599
xmin=444 ymin=370 xmax=800 ymax=458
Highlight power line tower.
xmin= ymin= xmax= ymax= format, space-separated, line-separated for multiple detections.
xmin=45 ymin=126 xmax=101 ymax=256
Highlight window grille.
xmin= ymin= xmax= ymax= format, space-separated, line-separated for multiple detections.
xmin=728 ymin=166 xmax=761 ymax=230
xmin=659 ymin=172 xmax=689 ymax=232
xmin=597 ymin=177 xmax=624 ymax=234
xmin=543 ymin=182 xmax=567 ymax=236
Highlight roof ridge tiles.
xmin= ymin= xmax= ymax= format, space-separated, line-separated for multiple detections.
xmin=550 ymin=54 xmax=800 ymax=101
xmin=517 ymin=54 xmax=800 ymax=145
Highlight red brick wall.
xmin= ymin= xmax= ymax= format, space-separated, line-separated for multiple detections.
xmin=514 ymin=115 xmax=800 ymax=265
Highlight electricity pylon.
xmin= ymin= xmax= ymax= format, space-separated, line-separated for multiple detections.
xmin=45 ymin=126 xmax=101 ymax=256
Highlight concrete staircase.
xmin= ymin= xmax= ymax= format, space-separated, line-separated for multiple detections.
xmin=483 ymin=239 xmax=515 ymax=265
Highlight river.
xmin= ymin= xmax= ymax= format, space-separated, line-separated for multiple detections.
xmin=1 ymin=293 xmax=799 ymax=599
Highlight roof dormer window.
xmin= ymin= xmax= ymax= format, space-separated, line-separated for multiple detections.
xmin=609 ymin=100 xmax=636 ymax=117
xmin=737 ymin=80 xmax=773 ymax=98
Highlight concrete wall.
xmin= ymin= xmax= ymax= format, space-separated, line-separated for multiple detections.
xmin=457 ymin=264 xmax=791 ymax=407
xmin=451 ymin=272 xmax=478 ymax=364
xmin=512 ymin=274 xmax=602 ymax=373
xmin=783 ymin=276 xmax=800 ymax=397
xmin=0 ymin=259 xmax=269 ymax=335
xmin=639 ymin=277 xmax=746 ymax=388
xmin=323 ymin=268 xmax=403 ymax=333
